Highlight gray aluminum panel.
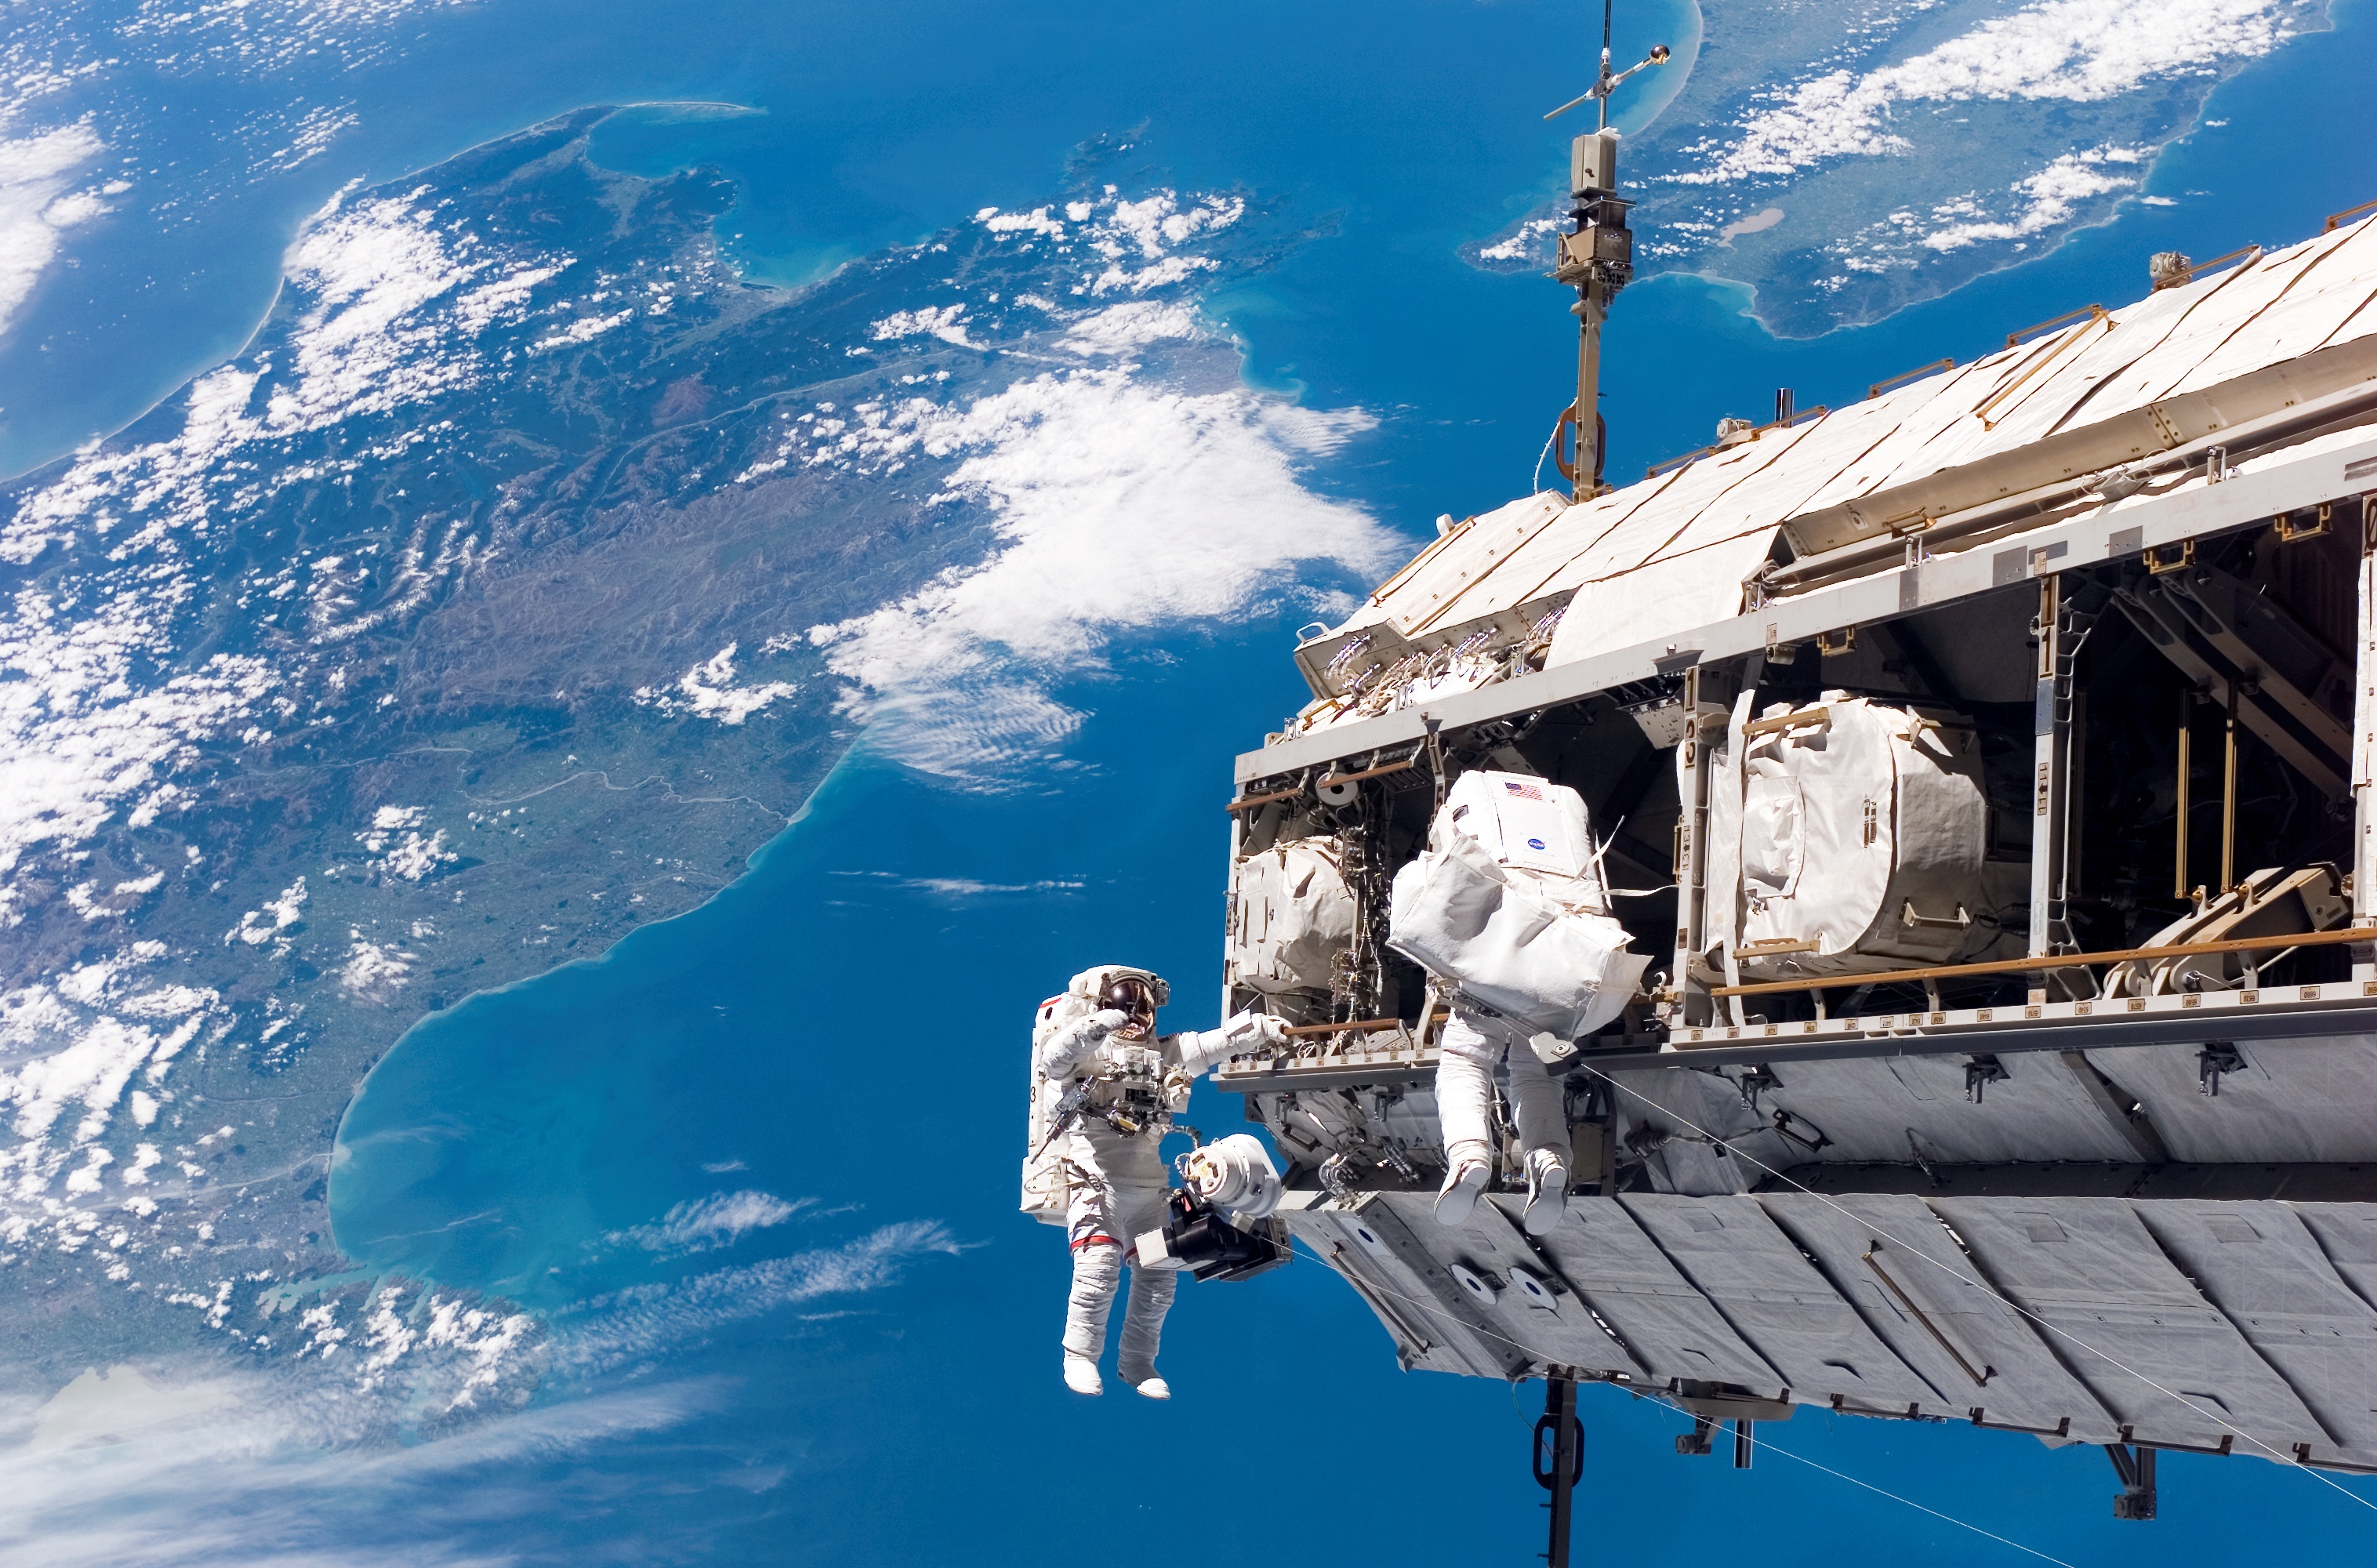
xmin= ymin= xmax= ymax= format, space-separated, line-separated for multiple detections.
xmin=1351 ymin=1191 xmax=1640 ymax=1378
xmin=2293 ymin=1203 xmax=2377 ymax=1312
xmin=1600 ymin=1065 xmax=1794 ymax=1198
xmin=1620 ymin=1193 xmax=1943 ymax=1412
xmin=2086 ymin=1035 xmax=2377 ymax=1163
xmin=1521 ymin=1194 xmax=1784 ymax=1393
xmin=1760 ymin=1053 xmax=2145 ymax=1165
xmin=1932 ymin=1196 xmax=2331 ymax=1454
xmin=1356 ymin=1195 xmax=1539 ymax=1381
xmin=1758 ymin=1192 xmax=2119 ymax=1439
xmin=1283 ymin=1204 xmax=1505 ymax=1379
xmin=2131 ymin=1200 xmax=2377 ymax=1464
xmin=1456 ymin=1196 xmax=1644 ymax=1377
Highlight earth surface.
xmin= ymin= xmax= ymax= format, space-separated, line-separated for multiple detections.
xmin=1 ymin=0 xmax=2372 ymax=1563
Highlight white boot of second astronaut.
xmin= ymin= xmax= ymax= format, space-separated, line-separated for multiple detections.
xmin=1063 ymin=1354 xmax=1104 ymax=1396
xmin=1522 ymin=1147 xmax=1570 ymax=1236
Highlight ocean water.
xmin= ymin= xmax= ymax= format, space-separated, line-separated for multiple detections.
xmin=9 ymin=0 xmax=2377 ymax=1558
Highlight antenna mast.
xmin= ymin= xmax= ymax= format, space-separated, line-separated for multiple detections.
xmin=1544 ymin=2 xmax=1668 ymax=501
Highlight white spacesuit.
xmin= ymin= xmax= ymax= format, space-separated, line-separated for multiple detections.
xmin=1031 ymin=967 xmax=1286 ymax=1399
xmin=1387 ymin=770 xmax=1648 ymax=1238
xmin=1432 ymin=1009 xmax=1569 ymax=1235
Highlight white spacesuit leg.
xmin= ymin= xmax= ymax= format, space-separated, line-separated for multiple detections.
xmin=1432 ymin=1012 xmax=1501 ymax=1225
xmin=1111 ymin=1181 xmax=1177 ymax=1398
xmin=1504 ymin=1047 xmax=1567 ymax=1160
xmin=1063 ymin=1187 xmax=1122 ymax=1394
xmin=1504 ymin=1046 xmax=1570 ymax=1234
xmin=1060 ymin=1123 xmax=1175 ymax=1395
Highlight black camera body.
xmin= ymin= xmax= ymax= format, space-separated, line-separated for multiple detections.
xmin=1153 ymin=1189 xmax=1286 ymax=1283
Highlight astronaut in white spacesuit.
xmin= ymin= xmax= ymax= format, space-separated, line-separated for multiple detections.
xmin=1032 ymin=968 xmax=1286 ymax=1399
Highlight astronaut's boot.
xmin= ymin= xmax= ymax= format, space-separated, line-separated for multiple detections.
xmin=1062 ymin=1354 xmax=1104 ymax=1396
xmin=1435 ymin=1149 xmax=1491 ymax=1226
xmin=1522 ymin=1147 xmax=1570 ymax=1236
xmin=1129 ymin=1374 xmax=1171 ymax=1400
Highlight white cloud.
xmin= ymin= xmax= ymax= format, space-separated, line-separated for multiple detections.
xmin=229 ymin=878 xmax=307 ymax=948
xmin=560 ymin=1221 xmax=961 ymax=1374
xmin=0 ymin=1000 xmax=209 ymax=1181
xmin=1920 ymin=145 xmax=2146 ymax=251
xmin=356 ymin=808 xmax=455 ymax=881
xmin=0 ymin=588 xmax=275 ymax=895
xmin=1058 ymin=299 xmax=1201 ymax=355
xmin=529 ymin=306 xmax=630 ymax=354
xmin=902 ymin=877 xmax=1083 ymax=896
xmin=609 ymin=1189 xmax=809 ymax=1255
xmin=1477 ymin=217 xmax=1564 ymax=263
xmin=1672 ymin=0 xmax=2303 ymax=185
xmin=869 ymin=304 xmax=974 ymax=347
xmin=339 ymin=938 xmax=414 ymax=1003
xmin=977 ymin=205 xmax=1066 ymax=239
xmin=3 ymin=190 xmax=557 ymax=566
xmin=804 ymin=371 xmax=1393 ymax=782
xmin=0 ymin=1209 xmax=949 ymax=1566
xmin=631 ymin=644 xmax=797 ymax=727
xmin=0 ymin=121 xmax=103 ymax=340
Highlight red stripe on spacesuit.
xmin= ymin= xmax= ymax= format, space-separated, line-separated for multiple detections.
xmin=1069 ymin=1233 xmax=1122 ymax=1250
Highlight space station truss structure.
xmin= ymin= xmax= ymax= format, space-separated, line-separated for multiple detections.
xmin=1214 ymin=205 xmax=2377 ymax=1506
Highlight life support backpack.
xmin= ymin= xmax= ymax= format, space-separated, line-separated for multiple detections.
xmin=1021 ymin=964 xmax=1170 ymax=1225
xmin=1387 ymin=771 xmax=1648 ymax=1040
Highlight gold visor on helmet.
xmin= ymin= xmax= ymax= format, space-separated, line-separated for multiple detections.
xmin=1100 ymin=975 xmax=1159 ymax=1040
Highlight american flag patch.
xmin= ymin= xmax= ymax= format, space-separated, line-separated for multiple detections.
xmin=1503 ymin=780 xmax=1544 ymax=800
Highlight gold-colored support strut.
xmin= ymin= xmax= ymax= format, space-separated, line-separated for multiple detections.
xmin=1706 ymin=921 xmax=2376 ymax=1001
xmin=2223 ymin=681 xmax=2240 ymax=895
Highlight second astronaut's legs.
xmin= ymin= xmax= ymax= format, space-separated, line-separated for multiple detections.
xmin=1432 ymin=1011 xmax=1570 ymax=1234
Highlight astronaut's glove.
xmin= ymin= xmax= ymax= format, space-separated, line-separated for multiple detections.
xmin=1035 ymin=1008 xmax=1135 ymax=1080
xmin=1174 ymin=1010 xmax=1291 ymax=1077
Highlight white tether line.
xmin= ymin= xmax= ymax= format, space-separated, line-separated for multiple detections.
xmin=1639 ymin=1392 xmax=2085 ymax=1568
xmin=1289 ymin=1233 xmax=2082 ymax=1568
xmin=1530 ymin=421 xmax=1562 ymax=499
xmin=1564 ymin=1056 xmax=2377 ymax=1513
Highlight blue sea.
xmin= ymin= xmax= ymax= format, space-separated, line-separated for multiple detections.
xmin=7 ymin=0 xmax=2377 ymax=1559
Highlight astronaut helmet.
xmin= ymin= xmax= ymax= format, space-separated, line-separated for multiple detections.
xmin=1101 ymin=974 xmax=1162 ymax=1040
xmin=1069 ymin=964 xmax=1168 ymax=1041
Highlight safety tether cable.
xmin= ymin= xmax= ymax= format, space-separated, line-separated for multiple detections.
xmin=1562 ymin=1056 xmax=2377 ymax=1514
xmin=1288 ymin=1233 xmax=2082 ymax=1568
xmin=1641 ymin=1391 xmax=2084 ymax=1568
xmin=1530 ymin=421 xmax=1562 ymax=498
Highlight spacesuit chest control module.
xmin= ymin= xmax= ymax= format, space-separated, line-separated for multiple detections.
xmin=1022 ymin=964 xmax=1290 ymax=1399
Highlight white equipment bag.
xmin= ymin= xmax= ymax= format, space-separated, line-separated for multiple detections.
xmin=1700 ymin=692 xmax=1993 ymax=979
xmin=1387 ymin=771 xmax=1648 ymax=1040
xmin=1227 ymin=837 xmax=1357 ymax=997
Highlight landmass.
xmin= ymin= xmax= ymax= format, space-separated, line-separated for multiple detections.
xmin=0 ymin=109 xmax=1367 ymax=1405
xmin=1472 ymin=0 xmax=2332 ymax=336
